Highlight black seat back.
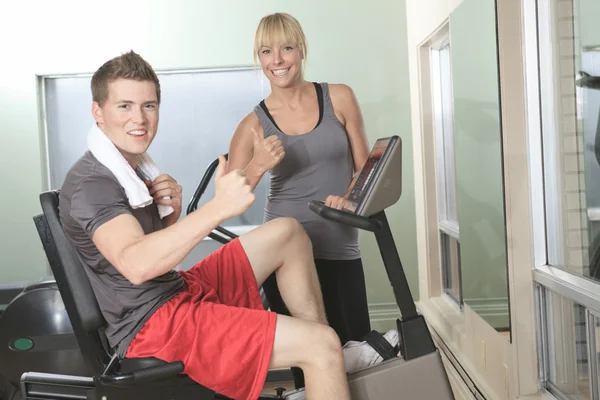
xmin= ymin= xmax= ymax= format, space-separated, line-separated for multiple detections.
xmin=35 ymin=190 xmax=110 ymax=375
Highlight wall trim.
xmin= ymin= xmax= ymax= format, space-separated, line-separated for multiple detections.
xmin=466 ymin=297 xmax=511 ymax=330
xmin=368 ymin=302 xmax=401 ymax=331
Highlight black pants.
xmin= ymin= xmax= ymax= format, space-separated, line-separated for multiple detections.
xmin=262 ymin=258 xmax=371 ymax=389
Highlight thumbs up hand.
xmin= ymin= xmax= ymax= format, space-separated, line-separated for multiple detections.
xmin=213 ymin=155 xmax=256 ymax=221
xmin=251 ymin=127 xmax=285 ymax=173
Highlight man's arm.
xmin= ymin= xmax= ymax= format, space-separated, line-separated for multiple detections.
xmin=92 ymin=156 xmax=255 ymax=285
xmin=92 ymin=201 xmax=223 ymax=285
xmin=140 ymin=174 xmax=183 ymax=229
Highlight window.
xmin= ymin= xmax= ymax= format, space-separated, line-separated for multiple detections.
xmin=40 ymin=67 xmax=271 ymax=269
xmin=431 ymin=39 xmax=463 ymax=305
xmin=529 ymin=0 xmax=600 ymax=397
xmin=536 ymin=275 xmax=600 ymax=400
xmin=41 ymin=67 xmax=271 ymax=229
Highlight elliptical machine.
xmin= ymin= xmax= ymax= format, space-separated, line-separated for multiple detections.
xmin=282 ymin=135 xmax=454 ymax=399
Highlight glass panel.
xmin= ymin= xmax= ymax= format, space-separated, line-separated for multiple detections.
xmin=439 ymin=45 xmax=458 ymax=223
xmin=432 ymin=47 xmax=448 ymax=222
xmin=441 ymin=232 xmax=462 ymax=304
xmin=433 ymin=44 xmax=457 ymax=225
xmin=581 ymin=47 xmax=600 ymax=284
xmin=449 ymin=0 xmax=510 ymax=333
xmin=538 ymin=0 xmax=600 ymax=285
xmin=545 ymin=289 xmax=592 ymax=400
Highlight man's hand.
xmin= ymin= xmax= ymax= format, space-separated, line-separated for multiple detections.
xmin=324 ymin=195 xmax=348 ymax=210
xmin=250 ymin=127 xmax=285 ymax=173
xmin=148 ymin=174 xmax=183 ymax=221
xmin=213 ymin=155 xmax=256 ymax=221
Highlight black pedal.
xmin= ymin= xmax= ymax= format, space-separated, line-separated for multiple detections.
xmin=275 ymin=386 xmax=286 ymax=399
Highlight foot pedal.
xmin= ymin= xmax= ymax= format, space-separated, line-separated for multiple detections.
xmin=362 ymin=330 xmax=398 ymax=361
xmin=275 ymin=387 xmax=286 ymax=399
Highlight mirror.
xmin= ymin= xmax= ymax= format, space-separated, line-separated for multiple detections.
xmin=575 ymin=0 xmax=600 ymax=284
xmin=448 ymin=0 xmax=511 ymax=337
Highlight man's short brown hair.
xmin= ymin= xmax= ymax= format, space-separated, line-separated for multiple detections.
xmin=91 ymin=50 xmax=161 ymax=106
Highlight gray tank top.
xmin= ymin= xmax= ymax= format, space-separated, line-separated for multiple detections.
xmin=254 ymin=82 xmax=360 ymax=260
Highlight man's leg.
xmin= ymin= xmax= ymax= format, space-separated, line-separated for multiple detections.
xmin=238 ymin=217 xmax=327 ymax=324
xmin=261 ymin=272 xmax=306 ymax=389
xmin=188 ymin=222 xmax=350 ymax=398
xmin=270 ymin=314 xmax=351 ymax=400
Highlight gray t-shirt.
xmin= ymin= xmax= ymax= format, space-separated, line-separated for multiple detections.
xmin=59 ymin=151 xmax=185 ymax=357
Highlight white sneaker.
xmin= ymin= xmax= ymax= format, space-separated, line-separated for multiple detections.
xmin=342 ymin=330 xmax=400 ymax=374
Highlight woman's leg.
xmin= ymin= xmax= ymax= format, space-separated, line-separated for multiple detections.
xmin=315 ymin=258 xmax=372 ymax=345
xmin=262 ymin=257 xmax=372 ymax=389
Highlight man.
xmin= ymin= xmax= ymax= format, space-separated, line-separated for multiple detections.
xmin=58 ymin=50 xmax=350 ymax=400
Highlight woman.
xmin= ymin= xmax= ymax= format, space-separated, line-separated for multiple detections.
xmin=227 ymin=12 xmax=375 ymax=387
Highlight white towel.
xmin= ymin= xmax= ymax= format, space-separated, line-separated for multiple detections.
xmin=87 ymin=124 xmax=174 ymax=219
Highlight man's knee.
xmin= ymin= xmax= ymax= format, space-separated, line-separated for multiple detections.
xmin=268 ymin=217 xmax=311 ymax=248
xmin=301 ymin=324 xmax=344 ymax=368
xmin=270 ymin=217 xmax=303 ymax=234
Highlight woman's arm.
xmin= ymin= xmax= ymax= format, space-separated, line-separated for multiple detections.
xmin=325 ymin=84 xmax=370 ymax=208
xmin=227 ymin=113 xmax=284 ymax=190
xmin=330 ymin=83 xmax=370 ymax=174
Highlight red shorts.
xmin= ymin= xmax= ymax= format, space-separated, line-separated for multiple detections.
xmin=125 ymin=238 xmax=277 ymax=400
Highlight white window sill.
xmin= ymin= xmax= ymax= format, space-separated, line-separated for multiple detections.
xmin=518 ymin=391 xmax=558 ymax=400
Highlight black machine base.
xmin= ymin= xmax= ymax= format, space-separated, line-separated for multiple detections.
xmin=0 ymin=372 xmax=18 ymax=400
xmin=397 ymin=315 xmax=436 ymax=361
xmin=20 ymin=371 xmax=287 ymax=400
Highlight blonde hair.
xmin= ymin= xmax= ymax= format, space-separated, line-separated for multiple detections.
xmin=254 ymin=13 xmax=308 ymax=66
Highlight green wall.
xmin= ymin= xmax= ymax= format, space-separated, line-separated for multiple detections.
xmin=357 ymin=0 xmax=418 ymax=328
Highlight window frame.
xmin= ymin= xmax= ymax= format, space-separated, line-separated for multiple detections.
xmin=430 ymin=34 xmax=463 ymax=306
xmin=37 ymin=66 xmax=266 ymax=241
xmin=525 ymin=0 xmax=600 ymax=397
xmin=536 ymin=281 xmax=600 ymax=400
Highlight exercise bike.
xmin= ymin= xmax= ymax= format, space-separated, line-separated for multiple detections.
xmin=274 ymin=135 xmax=455 ymax=399
xmin=187 ymin=136 xmax=456 ymax=399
